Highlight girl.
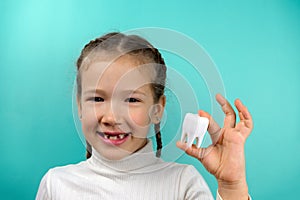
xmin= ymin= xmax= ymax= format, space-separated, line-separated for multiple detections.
xmin=36 ymin=32 xmax=252 ymax=200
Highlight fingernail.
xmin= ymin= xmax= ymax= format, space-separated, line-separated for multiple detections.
xmin=216 ymin=94 xmax=226 ymax=104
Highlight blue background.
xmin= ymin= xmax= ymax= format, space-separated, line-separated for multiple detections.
xmin=1 ymin=0 xmax=299 ymax=199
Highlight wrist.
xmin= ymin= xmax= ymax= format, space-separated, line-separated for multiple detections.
xmin=218 ymin=179 xmax=249 ymax=200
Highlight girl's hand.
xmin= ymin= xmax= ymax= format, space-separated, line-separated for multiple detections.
xmin=176 ymin=94 xmax=253 ymax=200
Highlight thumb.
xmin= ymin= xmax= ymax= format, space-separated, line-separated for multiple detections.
xmin=176 ymin=141 xmax=210 ymax=162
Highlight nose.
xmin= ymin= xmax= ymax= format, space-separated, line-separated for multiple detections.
xmin=100 ymin=103 xmax=121 ymax=127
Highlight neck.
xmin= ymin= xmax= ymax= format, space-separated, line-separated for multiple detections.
xmin=88 ymin=139 xmax=163 ymax=173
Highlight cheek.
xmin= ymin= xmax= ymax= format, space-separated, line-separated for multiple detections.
xmin=129 ymin=108 xmax=151 ymax=127
xmin=81 ymin=104 xmax=99 ymax=130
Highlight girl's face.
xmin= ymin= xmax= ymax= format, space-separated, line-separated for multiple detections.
xmin=77 ymin=55 xmax=165 ymax=160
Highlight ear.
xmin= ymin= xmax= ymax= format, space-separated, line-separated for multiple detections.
xmin=150 ymin=95 xmax=166 ymax=124
xmin=77 ymin=96 xmax=82 ymax=120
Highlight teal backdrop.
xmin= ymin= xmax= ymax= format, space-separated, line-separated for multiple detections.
xmin=1 ymin=0 xmax=299 ymax=199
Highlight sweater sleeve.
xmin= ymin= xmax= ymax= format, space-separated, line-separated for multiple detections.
xmin=35 ymin=169 xmax=52 ymax=200
xmin=216 ymin=190 xmax=252 ymax=200
xmin=179 ymin=165 xmax=214 ymax=200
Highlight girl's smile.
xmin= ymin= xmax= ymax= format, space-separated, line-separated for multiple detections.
xmin=96 ymin=131 xmax=131 ymax=145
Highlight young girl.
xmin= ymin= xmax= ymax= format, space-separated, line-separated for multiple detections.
xmin=36 ymin=32 xmax=253 ymax=200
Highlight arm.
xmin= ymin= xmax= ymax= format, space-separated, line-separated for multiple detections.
xmin=177 ymin=94 xmax=253 ymax=200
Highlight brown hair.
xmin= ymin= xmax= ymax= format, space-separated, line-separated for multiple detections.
xmin=76 ymin=32 xmax=166 ymax=158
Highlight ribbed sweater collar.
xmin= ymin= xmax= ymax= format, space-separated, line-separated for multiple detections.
xmin=88 ymin=139 xmax=162 ymax=173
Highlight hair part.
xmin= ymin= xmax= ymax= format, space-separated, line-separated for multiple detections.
xmin=76 ymin=32 xmax=166 ymax=158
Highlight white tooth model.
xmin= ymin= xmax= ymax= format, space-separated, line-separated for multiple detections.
xmin=181 ymin=113 xmax=209 ymax=148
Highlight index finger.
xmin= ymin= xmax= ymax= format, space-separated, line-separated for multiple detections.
xmin=216 ymin=94 xmax=236 ymax=128
xmin=234 ymin=98 xmax=253 ymax=130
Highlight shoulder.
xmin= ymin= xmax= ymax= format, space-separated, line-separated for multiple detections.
xmin=177 ymin=164 xmax=208 ymax=186
xmin=151 ymin=160 xmax=208 ymax=186
xmin=40 ymin=160 xmax=89 ymax=186
xmin=166 ymin=162 xmax=213 ymax=199
xmin=49 ymin=159 xmax=90 ymax=179
xmin=162 ymin=162 xmax=206 ymax=183
xmin=154 ymin=160 xmax=202 ymax=177
xmin=36 ymin=160 xmax=90 ymax=199
xmin=36 ymin=160 xmax=89 ymax=198
xmin=51 ymin=160 xmax=88 ymax=172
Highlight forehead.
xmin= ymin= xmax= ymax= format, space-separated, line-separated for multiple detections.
xmin=80 ymin=55 xmax=155 ymax=93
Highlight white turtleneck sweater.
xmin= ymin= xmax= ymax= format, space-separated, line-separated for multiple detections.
xmin=36 ymin=140 xmax=225 ymax=200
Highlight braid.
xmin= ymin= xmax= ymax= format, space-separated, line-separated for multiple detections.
xmin=86 ymin=140 xmax=92 ymax=159
xmin=151 ymin=47 xmax=165 ymax=158
xmin=155 ymin=123 xmax=162 ymax=158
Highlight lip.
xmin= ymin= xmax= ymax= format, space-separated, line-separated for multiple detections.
xmin=96 ymin=131 xmax=131 ymax=146
xmin=103 ymin=132 xmax=128 ymax=136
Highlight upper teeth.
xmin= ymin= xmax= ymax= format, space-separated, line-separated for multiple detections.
xmin=119 ymin=134 xmax=125 ymax=139
xmin=104 ymin=133 xmax=127 ymax=140
xmin=110 ymin=136 xmax=117 ymax=140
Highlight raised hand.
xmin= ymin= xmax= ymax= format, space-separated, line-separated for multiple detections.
xmin=176 ymin=94 xmax=253 ymax=200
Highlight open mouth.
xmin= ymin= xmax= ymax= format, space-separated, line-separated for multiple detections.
xmin=96 ymin=131 xmax=131 ymax=145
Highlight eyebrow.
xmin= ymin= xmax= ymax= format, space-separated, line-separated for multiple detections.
xmin=122 ymin=90 xmax=147 ymax=96
xmin=84 ymin=89 xmax=106 ymax=95
xmin=83 ymin=89 xmax=147 ymax=96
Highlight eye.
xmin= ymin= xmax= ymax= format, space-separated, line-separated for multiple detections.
xmin=92 ymin=97 xmax=104 ymax=102
xmin=125 ymin=98 xmax=141 ymax=103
